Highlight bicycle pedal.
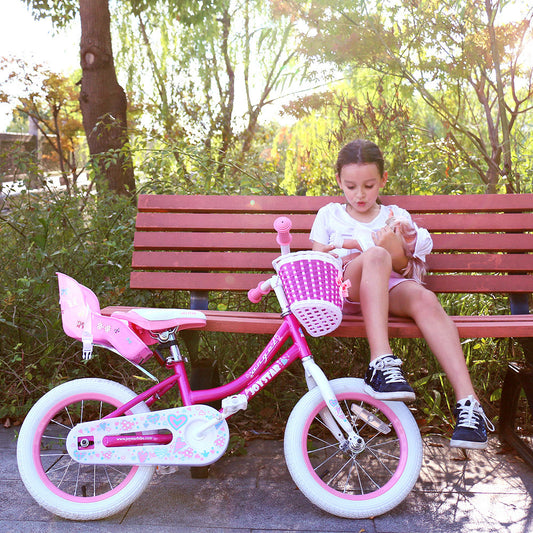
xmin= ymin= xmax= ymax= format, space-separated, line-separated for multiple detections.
xmin=351 ymin=404 xmax=391 ymax=434
xmin=222 ymin=394 xmax=248 ymax=416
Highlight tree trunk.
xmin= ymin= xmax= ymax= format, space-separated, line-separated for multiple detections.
xmin=78 ymin=0 xmax=135 ymax=196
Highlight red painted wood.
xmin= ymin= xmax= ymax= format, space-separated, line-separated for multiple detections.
xmin=133 ymin=231 xmax=533 ymax=253
xmin=137 ymin=193 xmax=533 ymax=214
xmin=131 ymin=251 xmax=533 ymax=274
xmin=100 ymin=306 xmax=533 ymax=339
xmin=129 ymin=270 xmax=533 ymax=293
xmin=135 ymin=211 xmax=533 ymax=233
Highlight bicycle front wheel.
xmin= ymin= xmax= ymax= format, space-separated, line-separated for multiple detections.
xmin=17 ymin=378 xmax=155 ymax=520
xmin=284 ymin=377 xmax=422 ymax=519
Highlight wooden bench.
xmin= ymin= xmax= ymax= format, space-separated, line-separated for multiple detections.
xmin=102 ymin=193 xmax=533 ymax=464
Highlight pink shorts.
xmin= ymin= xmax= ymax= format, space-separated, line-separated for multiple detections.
xmin=342 ymin=272 xmax=413 ymax=315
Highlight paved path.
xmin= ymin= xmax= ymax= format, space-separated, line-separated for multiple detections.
xmin=2 ymin=427 xmax=532 ymax=532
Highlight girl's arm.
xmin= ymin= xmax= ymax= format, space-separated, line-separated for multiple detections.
xmin=373 ymin=225 xmax=409 ymax=273
xmin=311 ymin=240 xmax=334 ymax=253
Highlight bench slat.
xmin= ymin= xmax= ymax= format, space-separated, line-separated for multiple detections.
xmin=135 ymin=211 xmax=533 ymax=233
xmin=133 ymin=231 xmax=533 ymax=252
xmin=130 ymin=271 xmax=533 ymax=293
xmin=101 ymin=306 xmax=533 ymax=339
xmin=138 ymin=193 xmax=533 ymax=214
xmin=131 ymin=251 xmax=533 ymax=274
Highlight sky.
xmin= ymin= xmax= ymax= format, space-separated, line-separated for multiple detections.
xmin=0 ymin=0 xmax=80 ymax=131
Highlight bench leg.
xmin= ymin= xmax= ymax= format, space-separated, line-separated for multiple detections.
xmin=189 ymin=358 xmax=221 ymax=480
xmin=183 ymin=291 xmax=221 ymax=479
xmin=500 ymin=361 xmax=533 ymax=467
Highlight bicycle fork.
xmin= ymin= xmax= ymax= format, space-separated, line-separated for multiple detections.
xmin=302 ymin=357 xmax=362 ymax=449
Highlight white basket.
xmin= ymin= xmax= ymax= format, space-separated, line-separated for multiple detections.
xmin=273 ymin=251 xmax=344 ymax=337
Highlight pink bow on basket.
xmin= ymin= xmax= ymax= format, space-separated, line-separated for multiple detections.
xmin=336 ymin=274 xmax=352 ymax=298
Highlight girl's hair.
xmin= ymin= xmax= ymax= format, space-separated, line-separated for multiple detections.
xmin=336 ymin=139 xmax=385 ymax=177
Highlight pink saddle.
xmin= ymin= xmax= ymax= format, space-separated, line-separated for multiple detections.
xmin=57 ymin=273 xmax=153 ymax=364
xmin=110 ymin=308 xmax=206 ymax=345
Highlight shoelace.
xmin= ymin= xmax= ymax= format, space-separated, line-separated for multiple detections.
xmin=456 ymin=397 xmax=495 ymax=432
xmin=371 ymin=357 xmax=405 ymax=384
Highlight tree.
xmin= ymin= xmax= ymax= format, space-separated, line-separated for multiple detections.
xmin=78 ymin=0 xmax=135 ymax=195
xmin=0 ymin=57 xmax=85 ymax=191
xmin=114 ymin=0 xmax=305 ymax=183
xmin=24 ymin=0 xmax=136 ymax=196
xmin=285 ymin=0 xmax=533 ymax=193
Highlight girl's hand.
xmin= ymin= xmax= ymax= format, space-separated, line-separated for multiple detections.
xmin=372 ymin=226 xmax=408 ymax=272
xmin=312 ymin=242 xmax=340 ymax=257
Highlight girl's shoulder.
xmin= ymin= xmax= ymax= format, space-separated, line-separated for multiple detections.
xmin=316 ymin=202 xmax=347 ymax=217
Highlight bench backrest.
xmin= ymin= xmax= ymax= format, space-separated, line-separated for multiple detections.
xmin=131 ymin=194 xmax=533 ymax=296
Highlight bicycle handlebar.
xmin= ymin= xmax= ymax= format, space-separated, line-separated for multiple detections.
xmin=248 ymin=280 xmax=272 ymax=303
xmin=248 ymin=216 xmax=293 ymax=303
xmin=274 ymin=216 xmax=292 ymax=255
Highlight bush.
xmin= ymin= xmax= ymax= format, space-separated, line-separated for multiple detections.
xmin=0 ymin=188 xmax=144 ymax=419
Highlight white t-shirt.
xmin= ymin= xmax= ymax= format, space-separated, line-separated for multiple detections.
xmin=310 ymin=202 xmax=433 ymax=263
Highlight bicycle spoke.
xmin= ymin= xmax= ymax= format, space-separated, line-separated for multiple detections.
xmin=303 ymin=395 xmax=407 ymax=497
xmin=351 ymin=457 xmax=382 ymax=491
xmin=50 ymin=418 xmax=73 ymax=432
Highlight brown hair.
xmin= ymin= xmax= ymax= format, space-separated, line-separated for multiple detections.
xmin=335 ymin=139 xmax=385 ymax=177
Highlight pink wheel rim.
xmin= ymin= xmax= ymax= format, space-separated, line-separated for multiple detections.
xmin=301 ymin=392 xmax=409 ymax=501
xmin=32 ymin=392 xmax=140 ymax=502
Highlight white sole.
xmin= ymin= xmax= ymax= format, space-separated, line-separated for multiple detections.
xmin=363 ymin=383 xmax=416 ymax=403
xmin=450 ymin=439 xmax=488 ymax=450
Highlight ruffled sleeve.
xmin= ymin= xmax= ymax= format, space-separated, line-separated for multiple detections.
xmin=413 ymin=226 xmax=433 ymax=262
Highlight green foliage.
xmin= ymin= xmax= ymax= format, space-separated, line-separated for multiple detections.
xmin=276 ymin=74 xmax=486 ymax=196
xmin=23 ymin=0 xmax=79 ymax=26
xmin=112 ymin=0 xmax=306 ymax=186
xmin=130 ymin=126 xmax=287 ymax=195
xmin=287 ymin=0 xmax=533 ymax=193
xmin=0 ymin=57 xmax=87 ymax=188
xmin=0 ymin=187 xmax=143 ymax=419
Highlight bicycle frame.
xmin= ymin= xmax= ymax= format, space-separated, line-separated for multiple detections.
xmin=103 ymin=311 xmax=354 ymax=444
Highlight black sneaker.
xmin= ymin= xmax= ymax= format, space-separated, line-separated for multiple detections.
xmin=364 ymin=354 xmax=416 ymax=402
xmin=450 ymin=395 xmax=495 ymax=449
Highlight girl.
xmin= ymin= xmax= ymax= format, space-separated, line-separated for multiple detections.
xmin=310 ymin=139 xmax=494 ymax=449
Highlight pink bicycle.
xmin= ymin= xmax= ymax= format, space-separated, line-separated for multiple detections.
xmin=16 ymin=217 xmax=422 ymax=520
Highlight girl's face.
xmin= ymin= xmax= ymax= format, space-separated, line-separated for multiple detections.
xmin=336 ymin=163 xmax=388 ymax=220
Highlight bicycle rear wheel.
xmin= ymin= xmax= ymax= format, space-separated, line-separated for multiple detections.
xmin=17 ymin=378 xmax=155 ymax=520
xmin=284 ymin=377 xmax=422 ymax=518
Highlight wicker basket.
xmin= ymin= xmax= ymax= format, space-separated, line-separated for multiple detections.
xmin=273 ymin=251 xmax=344 ymax=337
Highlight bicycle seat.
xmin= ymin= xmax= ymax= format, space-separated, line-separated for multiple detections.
xmin=111 ymin=308 xmax=206 ymax=334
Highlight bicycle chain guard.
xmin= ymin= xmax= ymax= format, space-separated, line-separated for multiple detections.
xmin=66 ymin=404 xmax=230 ymax=466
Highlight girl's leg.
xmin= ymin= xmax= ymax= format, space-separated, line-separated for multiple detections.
xmin=388 ymin=281 xmax=476 ymax=400
xmin=388 ymin=281 xmax=494 ymax=449
xmin=344 ymin=247 xmax=393 ymax=361
xmin=344 ymin=249 xmax=415 ymax=402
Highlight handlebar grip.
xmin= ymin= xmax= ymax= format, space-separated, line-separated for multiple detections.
xmin=274 ymin=216 xmax=292 ymax=246
xmin=248 ymin=281 xmax=270 ymax=303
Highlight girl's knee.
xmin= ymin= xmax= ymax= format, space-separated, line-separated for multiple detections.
xmin=362 ymin=246 xmax=392 ymax=268
xmin=411 ymin=288 xmax=443 ymax=315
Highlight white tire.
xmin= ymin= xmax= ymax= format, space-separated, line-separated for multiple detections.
xmin=17 ymin=378 xmax=155 ymax=520
xmin=284 ymin=377 xmax=422 ymax=518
